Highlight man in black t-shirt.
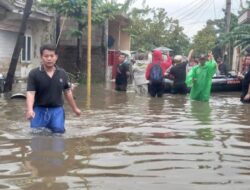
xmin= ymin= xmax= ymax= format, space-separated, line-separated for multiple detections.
xmin=241 ymin=55 xmax=250 ymax=103
xmin=169 ymin=55 xmax=188 ymax=94
xmin=115 ymin=53 xmax=130 ymax=91
xmin=26 ymin=44 xmax=81 ymax=133
xmin=241 ymin=68 xmax=250 ymax=103
xmin=217 ymin=57 xmax=227 ymax=75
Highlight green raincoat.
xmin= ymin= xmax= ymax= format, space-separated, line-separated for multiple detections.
xmin=185 ymin=59 xmax=217 ymax=101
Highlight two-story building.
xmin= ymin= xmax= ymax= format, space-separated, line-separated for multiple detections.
xmin=0 ymin=0 xmax=131 ymax=84
xmin=0 ymin=0 xmax=55 ymax=79
xmin=232 ymin=9 xmax=250 ymax=73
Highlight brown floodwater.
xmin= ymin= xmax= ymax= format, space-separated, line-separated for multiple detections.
xmin=0 ymin=83 xmax=250 ymax=190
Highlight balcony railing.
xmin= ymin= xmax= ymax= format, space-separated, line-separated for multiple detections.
xmin=238 ymin=9 xmax=250 ymax=24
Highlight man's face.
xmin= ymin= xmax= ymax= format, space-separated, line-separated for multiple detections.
xmin=217 ymin=58 xmax=222 ymax=64
xmin=41 ymin=49 xmax=58 ymax=68
xmin=199 ymin=58 xmax=206 ymax=65
xmin=119 ymin=54 xmax=126 ymax=63
xmin=245 ymin=56 xmax=250 ymax=66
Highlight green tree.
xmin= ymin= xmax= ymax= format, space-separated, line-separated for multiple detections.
xmin=40 ymin=0 xmax=135 ymax=73
xmin=209 ymin=13 xmax=238 ymax=59
xmin=223 ymin=24 xmax=250 ymax=51
xmin=126 ymin=7 xmax=190 ymax=54
xmin=191 ymin=23 xmax=216 ymax=56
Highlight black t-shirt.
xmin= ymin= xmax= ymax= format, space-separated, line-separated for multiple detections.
xmin=218 ymin=63 xmax=227 ymax=75
xmin=169 ymin=62 xmax=187 ymax=84
xmin=27 ymin=65 xmax=71 ymax=107
xmin=115 ymin=62 xmax=129 ymax=85
xmin=241 ymin=69 xmax=250 ymax=103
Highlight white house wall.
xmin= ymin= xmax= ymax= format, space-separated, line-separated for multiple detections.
xmin=20 ymin=20 xmax=56 ymax=78
xmin=0 ymin=19 xmax=55 ymax=78
xmin=60 ymin=17 xmax=104 ymax=47
xmin=0 ymin=30 xmax=17 ymax=73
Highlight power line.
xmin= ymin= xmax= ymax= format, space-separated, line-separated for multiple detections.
xmin=179 ymin=0 xmax=214 ymax=24
xmin=169 ymin=0 xmax=207 ymax=19
xmin=177 ymin=0 xmax=208 ymax=21
xmin=189 ymin=0 xmax=214 ymax=22
xmin=167 ymin=0 xmax=202 ymax=16
xmin=213 ymin=0 xmax=217 ymax=19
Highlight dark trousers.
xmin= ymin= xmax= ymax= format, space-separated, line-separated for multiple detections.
xmin=172 ymin=83 xmax=188 ymax=94
xmin=148 ymin=82 xmax=164 ymax=97
xmin=115 ymin=84 xmax=127 ymax=91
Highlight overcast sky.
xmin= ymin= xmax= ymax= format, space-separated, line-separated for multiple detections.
xmin=117 ymin=0 xmax=247 ymax=38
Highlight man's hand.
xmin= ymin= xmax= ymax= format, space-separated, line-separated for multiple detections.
xmin=208 ymin=51 xmax=213 ymax=60
xmin=244 ymin=94 xmax=250 ymax=101
xmin=73 ymin=107 xmax=81 ymax=116
xmin=237 ymin=72 xmax=244 ymax=79
xmin=26 ymin=110 xmax=35 ymax=120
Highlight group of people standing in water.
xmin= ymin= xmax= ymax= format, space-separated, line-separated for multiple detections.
xmin=24 ymin=43 xmax=250 ymax=135
xmin=144 ymin=49 xmax=217 ymax=101
xmin=115 ymin=49 xmax=250 ymax=104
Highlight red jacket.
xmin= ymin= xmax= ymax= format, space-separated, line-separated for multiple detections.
xmin=162 ymin=56 xmax=172 ymax=74
xmin=145 ymin=50 xmax=165 ymax=80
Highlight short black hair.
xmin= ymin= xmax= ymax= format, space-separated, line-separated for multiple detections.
xmin=199 ymin=54 xmax=207 ymax=60
xmin=119 ymin=52 xmax=128 ymax=57
xmin=40 ymin=44 xmax=58 ymax=55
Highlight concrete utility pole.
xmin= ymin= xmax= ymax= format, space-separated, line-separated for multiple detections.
xmin=86 ymin=0 xmax=92 ymax=108
xmin=224 ymin=0 xmax=231 ymax=68
xmin=225 ymin=0 xmax=231 ymax=34
xmin=240 ymin=0 xmax=244 ymax=9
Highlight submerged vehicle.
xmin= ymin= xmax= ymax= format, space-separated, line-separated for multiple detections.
xmin=210 ymin=75 xmax=242 ymax=92
xmin=163 ymin=75 xmax=242 ymax=93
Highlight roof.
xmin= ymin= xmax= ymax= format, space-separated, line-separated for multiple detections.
xmin=0 ymin=0 xmax=13 ymax=11
xmin=0 ymin=0 xmax=52 ymax=22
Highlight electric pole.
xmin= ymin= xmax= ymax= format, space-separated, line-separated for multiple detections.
xmin=240 ymin=0 xmax=244 ymax=9
xmin=225 ymin=0 xmax=231 ymax=34
xmin=224 ymin=0 xmax=231 ymax=68
xmin=86 ymin=0 xmax=92 ymax=108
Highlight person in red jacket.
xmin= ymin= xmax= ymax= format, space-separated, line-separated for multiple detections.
xmin=162 ymin=52 xmax=172 ymax=74
xmin=145 ymin=50 xmax=165 ymax=97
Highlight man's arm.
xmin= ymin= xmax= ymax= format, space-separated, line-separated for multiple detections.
xmin=26 ymin=91 xmax=35 ymax=120
xmin=187 ymin=49 xmax=194 ymax=62
xmin=64 ymin=89 xmax=81 ymax=116
xmin=207 ymin=52 xmax=217 ymax=76
xmin=185 ymin=67 xmax=195 ymax=87
xmin=244 ymin=83 xmax=250 ymax=101
xmin=145 ymin=64 xmax=152 ymax=80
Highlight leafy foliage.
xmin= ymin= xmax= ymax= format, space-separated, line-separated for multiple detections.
xmin=191 ymin=23 xmax=216 ymax=56
xmin=125 ymin=7 xmax=190 ymax=54
xmin=222 ymin=24 xmax=250 ymax=51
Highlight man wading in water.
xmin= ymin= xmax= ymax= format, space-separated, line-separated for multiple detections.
xmin=185 ymin=52 xmax=217 ymax=101
xmin=26 ymin=44 xmax=81 ymax=134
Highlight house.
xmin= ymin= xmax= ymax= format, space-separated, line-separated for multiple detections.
xmin=0 ymin=0 xmax=55 ymax=79
xmin=0 ymin=0 xmax=132 ymax=83
xmin=238 ymin=9 xmax=250 ymax=24
xmin=108 ymin=14 xmax=131 ymax=80
xmin=57 ymin=14 xmax=131 ymax=82
xmin=108 ymin=14 xmax=131 ymax=51
xmin=231 ymin=9 xmax=250 ymax=73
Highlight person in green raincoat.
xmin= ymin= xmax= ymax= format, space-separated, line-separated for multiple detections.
xmin=185 ymin=52 xmax=217 ymax=101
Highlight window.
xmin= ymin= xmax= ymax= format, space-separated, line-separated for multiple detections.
xmin=21 ymin=35 xmax=32 ymax=62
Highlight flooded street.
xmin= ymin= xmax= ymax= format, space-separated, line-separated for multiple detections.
xmin=0 ymin=83 xmax=250 ymax=190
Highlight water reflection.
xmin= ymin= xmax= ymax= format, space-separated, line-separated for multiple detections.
xmin=195 ymin=128 xmax=215 ymax=141
xmin=23 ymin=136 xmax=68 ymax=189
xmin=1 ymin=84 xmax=250 ymax=189
xmin=148 ymin=98 xmax=164 ymax=115
xmin=18 ymin=136 xmax=91 ymax=190
xmin=191 ymin=101 xmax=212 ymax=125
